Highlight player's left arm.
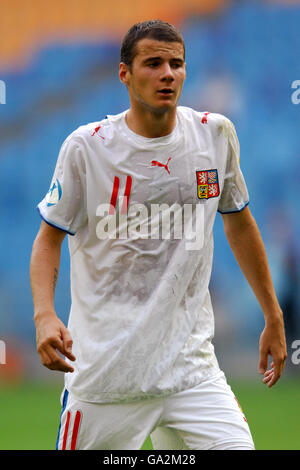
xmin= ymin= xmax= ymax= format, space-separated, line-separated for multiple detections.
xmin=221 ymin=205 xmax=287 ymax=387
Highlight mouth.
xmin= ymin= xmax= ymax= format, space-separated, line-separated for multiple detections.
xmin=157 ymin=88 xmax=175 ymax=96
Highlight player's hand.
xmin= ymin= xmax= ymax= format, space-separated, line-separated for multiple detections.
xmin=35 ymin=311 xmax=76 ymax=373
xmin=258 ymin=314 xmax=287 ymax=388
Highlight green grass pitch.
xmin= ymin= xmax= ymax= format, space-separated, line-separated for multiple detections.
xmin=0 ymin=377 xmax=299 ymax=450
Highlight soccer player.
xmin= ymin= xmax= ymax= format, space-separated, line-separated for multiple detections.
xmin=30 ymin=20 xmax=287 ymax=450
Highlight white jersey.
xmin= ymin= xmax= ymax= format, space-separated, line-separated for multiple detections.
xmin=38 ymin=106 xmax=249 ymax=403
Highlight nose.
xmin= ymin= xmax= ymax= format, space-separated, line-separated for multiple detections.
xmin=160 ymin=62 xmax=174 ymax=82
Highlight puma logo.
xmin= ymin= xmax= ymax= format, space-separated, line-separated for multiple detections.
xmin=91 ymin=125 xmax=105 ymax=139
xmin=201 ymin=112 xmax=210 ymax=124
xmin=151 ymin=157 xmax=172 ymax=175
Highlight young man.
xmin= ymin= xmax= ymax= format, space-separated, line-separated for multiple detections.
xmin=30 ymin=20 xmax=287 ymax=450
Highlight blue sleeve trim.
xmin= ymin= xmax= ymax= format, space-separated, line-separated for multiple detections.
xmin=37 ymin=207 xmax=76 ymax=236
xmin=217 ymin=200 xmax=249 ymax=215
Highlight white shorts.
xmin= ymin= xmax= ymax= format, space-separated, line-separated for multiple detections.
xmin=56 ymin=371 xmax=255 ymax=450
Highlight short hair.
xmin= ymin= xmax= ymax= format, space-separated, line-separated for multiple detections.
xmin=120 ymin=20 xmax=185 ymax=68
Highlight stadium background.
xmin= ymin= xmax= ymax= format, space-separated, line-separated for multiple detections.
xmin=0 ymin=0 xmax=299 ymax=450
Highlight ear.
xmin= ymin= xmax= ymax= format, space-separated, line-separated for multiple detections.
xmin=119 ymin=62 xmax=131 ymax=85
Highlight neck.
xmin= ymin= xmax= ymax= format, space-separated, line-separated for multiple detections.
xmin=125 ymin=105 xmax=177 ymax=138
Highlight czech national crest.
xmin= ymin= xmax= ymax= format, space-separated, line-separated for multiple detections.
xmin=196 ymin=169 xmax=220 ymax=199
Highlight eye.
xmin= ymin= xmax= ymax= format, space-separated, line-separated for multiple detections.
xmin=171 ymin=62 xmax=183 ymax=69
xmin=148 ymin=61 xmax=160 ymax=68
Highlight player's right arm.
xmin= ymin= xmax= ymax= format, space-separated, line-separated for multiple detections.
xmin=30 ymin=221 xmax=76 ymax=373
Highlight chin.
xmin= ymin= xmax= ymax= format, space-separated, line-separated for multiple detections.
xmin=150 ymin=100 xmax=177 ymax=115
xmin=132 ymin=93 xmax=178 ymax=116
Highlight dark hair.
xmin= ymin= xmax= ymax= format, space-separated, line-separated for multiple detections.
xmin=120 ymin=20 xmax=185 ymax=68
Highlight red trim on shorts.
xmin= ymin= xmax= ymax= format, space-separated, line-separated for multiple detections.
xmin=70 ymin=410 xmax=82 ymax=450
xmin=62 ymin=410 xmax=71 ymax=450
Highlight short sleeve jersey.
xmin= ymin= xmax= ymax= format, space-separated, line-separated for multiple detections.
xmin=38 ymin=107 xmax=249 ymax=403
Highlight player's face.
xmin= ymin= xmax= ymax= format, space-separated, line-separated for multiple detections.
xmin=120 ymin=38 xmax=186 ymax=114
